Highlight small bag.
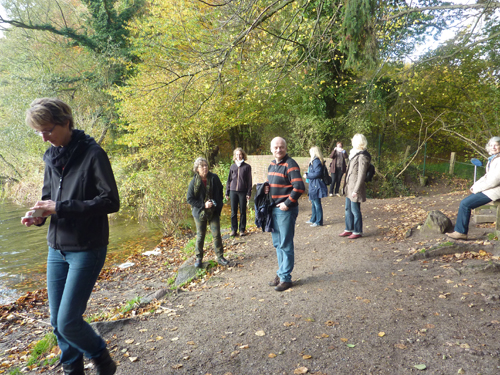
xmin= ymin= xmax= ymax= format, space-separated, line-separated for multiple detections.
xmin=365 ymin=163 xmax=375 ymax=182
xmin=322 ymin=162 xmax=332 ymax=185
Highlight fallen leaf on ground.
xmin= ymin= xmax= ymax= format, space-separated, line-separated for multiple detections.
xmin=303 ymin=354 xmax=312 ymax=359
xmin=315 ymin=333 xmax=329 ymax=339
xmin=124 ymin=339 xmax=134 ymax=344
xmin=294 ymin=367 xmax=309 ymax=374
xmin=394 ymin=343 xmax=407 ymax=349
xmin=413 ymin=364 xmax=426 ymax=370
xmin=255 ymin=330 xmax=265 ymax=336
xmin=268 ymin=353 xmax=277 ymax=358
xmin=378 ymin=332 xmax=385 ymax=337
xmin=325 ymin=321 xmax=339 ymax=327
xmin=340 ymin=338 xmax=348 ymax=342
xmin=128 ymin=357 xmax=138 ymax=362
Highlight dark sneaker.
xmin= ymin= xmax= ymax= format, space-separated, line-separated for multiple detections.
xmin=230 ymin=231 xmax=237 ymax=237
xmin=194 ymin=259 xmax=203 ymax=268
xmin=217 ymin=257 xmax=229 ymax=266
xmin=275 ymin=282 xmax=293 ymax=292
xmin=269 ymin=275 xmax=280 ymax=287
xmin=239 ymin=231 xmax=246 ymax=237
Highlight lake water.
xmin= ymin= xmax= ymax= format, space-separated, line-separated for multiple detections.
xmin=0 ymin=200 xmax=162 ymax=305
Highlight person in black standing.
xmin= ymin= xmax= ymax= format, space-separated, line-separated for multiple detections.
xmin=21 ymin=98 xmax=119 ymax=375
xmin=226 ymin=148 xmax=252 ymax=236
xmin=328 ymin=142 xmax=347 ymax=196
xmin=187 ymin=157 xmax=228 ymax=267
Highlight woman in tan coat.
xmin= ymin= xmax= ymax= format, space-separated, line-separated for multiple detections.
xmin=446 ymin=136 xmax=500 ymax=240
xmin=339 ymin=134 xmax=371 ymax=239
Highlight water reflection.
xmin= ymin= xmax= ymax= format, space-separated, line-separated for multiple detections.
xmin=0 ymin=200 xmax=162 ymax=305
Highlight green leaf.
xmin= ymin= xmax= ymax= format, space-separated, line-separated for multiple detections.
xmin=346 ymin=344 xmax=356 ymax=348
xmin=413 ymin=364 xmax=427 ymax=370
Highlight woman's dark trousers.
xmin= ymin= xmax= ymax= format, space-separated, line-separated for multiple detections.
xmin=330 ymin=172 xmax=343 ymax=195
xmin=230 ymin=190 xmax=247 ymax=233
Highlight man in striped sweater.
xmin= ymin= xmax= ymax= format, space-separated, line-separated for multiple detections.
xmin=264 ymin=137 xmax=305 ymax=291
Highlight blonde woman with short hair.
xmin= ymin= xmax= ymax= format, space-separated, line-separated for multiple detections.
xmin=339 ymin=134 xmax=371 ymax=239
xmin=304 ymin=146 xmax=328 ymax=227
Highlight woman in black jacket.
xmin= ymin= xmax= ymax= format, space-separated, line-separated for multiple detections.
xmin=226 ymin=148 xmax=252 ymax=236
xmin=187 ymin=157 xmax=228 ymax=267
xmin=21 ymin=98 xmax=119 ymax=375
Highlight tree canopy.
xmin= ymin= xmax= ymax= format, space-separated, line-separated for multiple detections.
xmin=0 ymin=0 xmax=499 ymax=230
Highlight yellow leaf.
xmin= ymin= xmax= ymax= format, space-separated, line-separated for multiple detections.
xmin=340 ymin=338 xmax=348 ymax=342
xmin=378 ymin=332 xmax=386 ymax=337
xmin=303 ymin=354 xmax=312 ymax=359
xmin=294 ymin=367 xmax=309 ymax=374
xmin=268 ymin=353 xmax=277 ymax=358
xmin=124 ymin=339 xmax=134 ymax=344
xmin=255 ymin=330 xmax=265 ymax=336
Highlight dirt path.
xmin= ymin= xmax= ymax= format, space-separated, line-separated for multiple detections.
xmin=2 ymin=189 xmax=500 ymax=374
xmin=101 ymin=193 xmax=500 ymax=375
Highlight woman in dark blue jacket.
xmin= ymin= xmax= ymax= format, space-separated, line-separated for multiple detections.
xmin=305 ymin=147 xmax=328 ymax=227
xmin=21 ymin=98 xmax=119 ymax=375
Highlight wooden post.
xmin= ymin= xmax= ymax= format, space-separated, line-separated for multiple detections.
xmin=449 ymin=152 xmax=456 ymax=175
xmin=404 ymin=145 xmax=411 ymax=160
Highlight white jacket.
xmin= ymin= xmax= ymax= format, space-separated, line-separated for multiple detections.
xmin=471 ymin=154 xmax=500 ymax=201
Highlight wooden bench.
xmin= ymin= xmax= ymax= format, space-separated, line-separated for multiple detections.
xmin=473 ymin=201 xmax=500 ymax=235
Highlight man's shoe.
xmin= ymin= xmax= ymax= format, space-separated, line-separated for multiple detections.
xmin=305 ymin=220 xmax=312 ymax=224
xmin=339 ymin=231 xmax=352 ymax=237
xmin=92 ymin=348 xmax=116 ymax=375
xmin=217 ymin=257 xmax=229 ymax=266
xmin=446 ymin=231 xmax=467 ymax=240
xmin=348 ymin=233 xmax=362 ymax=239
xmin=275 ymin=282 xmax=292 ymax=292
xmin=269 ymin=275 xmax=280 ymax=287
xmin=194 ymin=258 xmax=203 ymax=268
xmin=230 ymin=231 xmax=237 ymax=237
xmin=310 ymin=223 xmax=320 ymax=227
xmin=62 ymin=357 xmax=85 ymax=375
xmin=329 ymin=194 xmax=333 ymax=197
xmin=239 ymin=231 xmax=245 ymax=237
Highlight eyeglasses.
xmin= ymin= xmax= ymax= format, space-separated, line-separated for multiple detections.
xmin=33 ymin=124 xmax=57 ymax=136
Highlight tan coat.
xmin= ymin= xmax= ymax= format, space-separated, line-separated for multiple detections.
xmin=471 ymin=154 xmax=500 ymax=201
xmin=344 ymin=151 xmax=370 ymax=203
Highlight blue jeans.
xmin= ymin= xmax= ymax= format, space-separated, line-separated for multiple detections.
xmin=47 ymin=247 xmax=107 ymax=365
xmin=193 ymin=215 xmax=223 ymax=259
xmin=271 ymin=206 xmax=298 ymax=283
xmin=345 ymin=198 xmax=362 ymax=234
xmin=310 ymin=199 xmax=323 ymax=225
xmin=455 ymin=193 xmax=491 ymax=234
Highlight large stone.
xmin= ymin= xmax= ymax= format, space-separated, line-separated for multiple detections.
xmin=175 ymin=257 xmax=200 ymax=287
xmin=420 ymin=210 xmax=453 ymax=235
